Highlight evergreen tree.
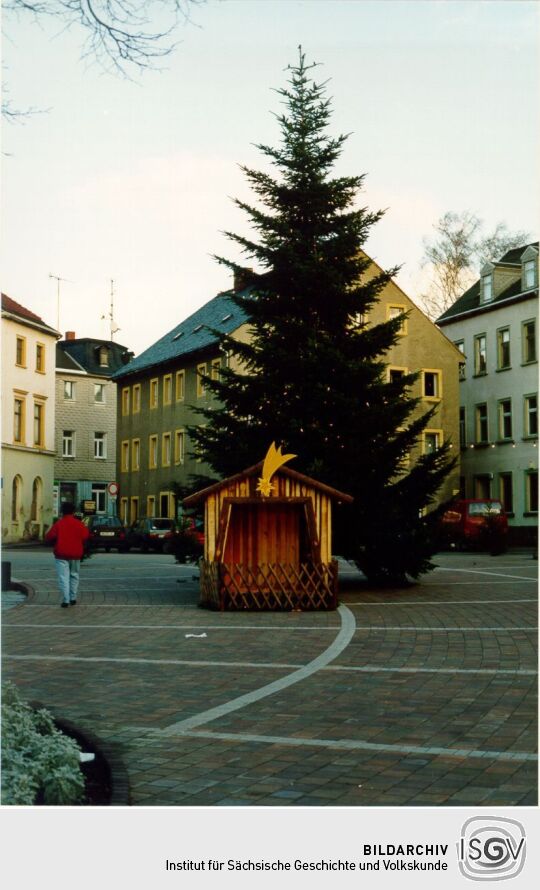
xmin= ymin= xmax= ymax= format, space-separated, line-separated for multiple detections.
xmin=190 ymin=50 xmax=455 ymax=584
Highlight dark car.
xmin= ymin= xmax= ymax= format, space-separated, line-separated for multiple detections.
xmin=441 ymin=499 xmax=508 ymax=551
xmin=125 ymin=518 xmax=178 ymax=553
xmin=83 ymin=515 xmax=128 ymax=552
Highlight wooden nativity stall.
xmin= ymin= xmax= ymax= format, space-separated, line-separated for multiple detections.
xmin=183 ymin=446 xmax=353 ymax=611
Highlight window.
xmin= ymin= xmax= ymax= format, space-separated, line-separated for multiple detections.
xmin=474 ymin=334 xmax=487 ymax=375
xmin=388 ymin=367 xmax=406 ymax=384
xmin=162 ymin=432 xmax=171 ymax=467
xmin=524 ymin=259 xmax=536 ymax=289
xmin=98 ymin=346 xmax=109 ymax=367
xmin=524 ymin=395 xmax=538 ymax=437
xmin=474 ymin=475 xmax=491 ymax=499
xmin=121 ymin=387 xmax=130 ymax=415
xmin=423 ymin=430 xmax=441 ymax=454
xmin=454 ymin=341 xmax=466 ymax=379
xmin=497 ymin=327 xmax=511 ymax=370
xmin=163 ymin=374 xmax=172 ymax=405
xmin=499 ymin=473 xmax=513 ymax=513
xmin=175 ymin=370 xmax=185 ymax=401
xmin=475 ymin=404 xmax=488 ymax=443
xmin=174 ymin=429 xmax=185 ymax=465
xmin=121 ymin=440 xmax=129 ymax=472
xmin=130 ymin=497 xmax=139 ymax=523
xmin=459 ymin=407 xmax=466 ymax=448
xmin=15 ymin=336 xmax=26 ymax=367
xmin=149 ymin=435 xmax=158 ymax=469
xmin=64 ymin=381 xmax=75 ymax=400
xmin=31 ymin=477 xmax=42 ymax=522
xmin=197 ymin=363 xmax=207 ymax=397
xmin=36 ymin=343 xmax=45 ymax=372
xmin=150 ymin=378 xmax=159 ymax=409
xmin=160 ymin=492 xmax=172 ymax=517
xmin=132 ymin=384 xmax=141 ymax=414
xmin=522 ymin=320 xmax=536 ymax=364
xmin=211 ymin=358 xmax=221 ymax=381
xmin=120 ymin=498 xmax=128 ymax=524
xmin=132 ymin=439 xmax=140 ymax=471
xmin=94 ymin=432 xmax=107 ymax=459
xmin=422 ymin=370 xmax=441 ymax=400
xmin=11 ymin=476 xmax=21 ymax=522
xmin=498 ymin=399 xmax=512 ymax=440
xmin=92 ymin=484 xmax=107 ymax=514
xmin=33 ymin=402 xmax=45 ymax=447
xmin=147 ymin=496 xmax=156 ymax=517
xmin=94 ymin=383 xmax=105 ymax=403
xmin=387 ymin=304 xmax=407 ymax=335
xmin=62 ymin=430 xmax=75 ymax=457
xmin=13 ymin=397 xmax=25 ymax=444
xmin=525 ymin=471 xmax=538 ymax=514
xmin=481 ymin=274 xmax=493 ymax=303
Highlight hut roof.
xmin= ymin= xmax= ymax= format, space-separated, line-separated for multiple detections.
xmin=183 ymin=462 xmax=354 ymax=506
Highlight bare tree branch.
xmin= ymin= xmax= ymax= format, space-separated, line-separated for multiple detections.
xmin=420 ymin=211 xmax=532 ymax=320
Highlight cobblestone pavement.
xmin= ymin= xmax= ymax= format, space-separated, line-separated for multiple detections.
xmin=2 ymin=549 xmax=537 ymax=806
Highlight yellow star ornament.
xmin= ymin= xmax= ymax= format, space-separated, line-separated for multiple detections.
xmin=256 ymin=442 xmax=297 ymax=496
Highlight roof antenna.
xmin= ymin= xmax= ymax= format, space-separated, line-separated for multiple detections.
xmin=49 ymin=273 xmax=71 ymax=332
xmin=101 ymin=279 xmax=121 ymax=341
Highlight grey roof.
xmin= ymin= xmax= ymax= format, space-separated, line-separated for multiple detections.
xmin=113 ymin=289 xmax=249 ymax=381
xmin=437 ymin=242 xmax=538 ymax=324
xmin=56 ymin=347 xmax=85 ymax=372
xmin=57 ymin=338 xmax=132 ymax=377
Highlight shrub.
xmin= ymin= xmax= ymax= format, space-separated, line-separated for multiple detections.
xmin=1 ymin=682 xmax=85 ymax=805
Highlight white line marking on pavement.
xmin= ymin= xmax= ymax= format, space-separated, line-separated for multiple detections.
xmin=346 ymin=599 xmax=537 ymax=606
xmin=5 ymin=654 xmax=536 ymax=676
xmin=351 ymin=626 xmax=537 ymax=632
xmin=436 ymin=567 xmax=537 ymax=581
xmin=159 ymin=605 xmax=357 ymax=735
xmin=180 ymin=729 xmax=538 ymax=763
xmin=5 ymin=623 xmax=340 ymax=631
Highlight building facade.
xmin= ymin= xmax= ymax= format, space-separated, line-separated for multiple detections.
xmin=437 ymin=243 xmax=538 ymax=542
xmin=113 ymin=287 xmax=249 ymax=524
xmin=2 ymin=294 xmax=59 ymax=542
xmin=115 ymin=260 xmax=462 ymax=525
xmin=55 ymin=334 xmax=133 ymax=516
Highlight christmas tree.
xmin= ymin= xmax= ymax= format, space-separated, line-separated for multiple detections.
xmin=190 ymin=49 xmax=455 ymax=584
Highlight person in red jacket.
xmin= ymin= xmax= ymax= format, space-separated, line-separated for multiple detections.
xmin=45 ymin=502 xmax=90 ymax=608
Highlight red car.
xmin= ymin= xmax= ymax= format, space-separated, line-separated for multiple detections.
xmin=441 ymin=499 xmax=508 ymax=551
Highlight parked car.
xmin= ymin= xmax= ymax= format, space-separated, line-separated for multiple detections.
xmin=124 ymin=518 xmax=178 ymax=553
xmin=440 ymin=499 xmax=508 ymax=552
xmin=83 ymin=515 xmax=128 ymax=552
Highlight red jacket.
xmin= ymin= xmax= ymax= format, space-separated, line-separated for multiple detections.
xmin=45 ymin=515 xmax=90 ymax=560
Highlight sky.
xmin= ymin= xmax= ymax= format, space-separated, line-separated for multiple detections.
xmin=1 ymin=0 xmax=538 ymax=355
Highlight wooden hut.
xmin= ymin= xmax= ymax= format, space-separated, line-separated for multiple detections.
xmin=183 ymin=446 xmax=353 ymax=611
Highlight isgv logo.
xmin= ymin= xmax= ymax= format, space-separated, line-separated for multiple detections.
xmin=458 ymin=816 xmax=526 ymax=881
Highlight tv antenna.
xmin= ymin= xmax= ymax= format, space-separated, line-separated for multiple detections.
xmin=49 ymin=273 xmax=71 ymax=332
xmin=101 ymin=279 xmax=121 ymax=341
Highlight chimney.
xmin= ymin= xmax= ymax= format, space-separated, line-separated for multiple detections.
xmin=233 ymin=267 xmax=253 ymax=292
xmin=65 ymin=331 xmax=76 ymax=340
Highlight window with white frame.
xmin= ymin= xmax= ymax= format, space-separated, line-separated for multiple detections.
xmin=92 ymin=484 xmax=107 ymax=513
xmin=423 ymin=430 xmax=441 ymax=454
xmin=481 ymin=274 xmax=493 ymax=303
xmin=522 ymin=320 xmax=536 ymax=364
xmin=497 ymin=327 xmax=511 ymax=370
xmin=524 ymin=259 xmax=536 ymax=289
xmin=64 ymin=380 xmax=75 ymax=400
xmin=94 ymin=432 xmax=107 ymax=458
xmin=94 ymin=383 xmax=105 ymax=403
xmin=525 ymin=395 xmax=538 ymax=437
xmin=474 ymin=334 xmax=487 ymax=375
xmin=63 ymin=430 xmax=75 ymax=457
xmin=498 ymin=399 xmax=512 ymax=440
xmin=454 ymin=340 xmax=466 ymax=379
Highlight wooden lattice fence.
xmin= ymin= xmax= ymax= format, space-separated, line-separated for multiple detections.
xmin=199 ymin=559 xmax=338 ymax=611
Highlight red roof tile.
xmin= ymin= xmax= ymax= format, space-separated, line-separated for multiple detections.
xmin=2 ymin=293 xmax=50 ymax=326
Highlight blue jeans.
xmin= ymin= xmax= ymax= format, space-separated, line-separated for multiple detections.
xmin=55 ymin=559 xmax=81 ymax=604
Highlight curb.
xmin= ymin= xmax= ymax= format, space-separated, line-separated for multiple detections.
xmin=30 ymin=702 xmax=131 ymax=806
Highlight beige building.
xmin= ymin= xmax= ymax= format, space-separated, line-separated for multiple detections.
xmin=364 ymin=254 xmax=463 ymax=504
xmin=2 ymin=294 xmax=59 ymax=542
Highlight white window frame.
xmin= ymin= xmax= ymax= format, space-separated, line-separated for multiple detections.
xmin=63 ymin=430 xmax=75 ymax=458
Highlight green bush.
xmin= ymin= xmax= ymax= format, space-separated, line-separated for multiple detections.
xmin=1 ymin=682 xmax=85 ymax=805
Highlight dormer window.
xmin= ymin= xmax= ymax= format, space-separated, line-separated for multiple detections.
xmin=481 ymin=274 xmax=493 ymax=303
xmin=524 ymin=260 xmax=536 ymax=290
xmin=98 ymin=346 xmax=109 ymax=367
